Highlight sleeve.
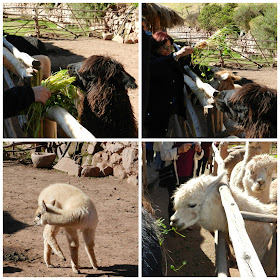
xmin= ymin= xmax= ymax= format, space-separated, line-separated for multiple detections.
xmin=194 ymin=149 xmax=204 ymax=161
xmin=4 ymin=86 xmax=35 ymax=119
xmin=160 ymin=142 xmax=178 ymax=161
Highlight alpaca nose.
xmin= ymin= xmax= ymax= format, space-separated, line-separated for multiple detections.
xmin=170 ymin=217 xmax=178 ymax=227
xmin=257 ymin=178 xmax=265 ymax=185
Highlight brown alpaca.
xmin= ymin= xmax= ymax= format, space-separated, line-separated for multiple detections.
xmin=68 ymin=55 xmax=138 ymax=138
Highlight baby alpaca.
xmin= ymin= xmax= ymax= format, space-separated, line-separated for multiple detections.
xmin=34 ymin=183 xmax=98 ymax=274
xmin=243 ymin=154 xmax=277 ymax=203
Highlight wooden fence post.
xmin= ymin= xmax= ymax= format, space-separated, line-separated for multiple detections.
xmin=204 ymin=105 xmax=215 ymax=137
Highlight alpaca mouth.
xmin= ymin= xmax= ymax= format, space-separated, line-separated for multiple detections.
xmin=170 ymin=221 xmax=185 ymax=231
xmin=252 ymin=184 xmax=264 ymax=192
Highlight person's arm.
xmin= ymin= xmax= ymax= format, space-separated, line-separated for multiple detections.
xmin=160 ymin=142 xmax=178 ymax=161
xmin=4 ymin=86 xmax=35 ymax=119
xmin=4 ymin=86 xmax=51 ymax=119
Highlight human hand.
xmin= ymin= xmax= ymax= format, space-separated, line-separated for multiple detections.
xmin=175 ymin=46 xmax=194 ymax=58
xmin=177 ymin=143 xmax=193 ymax=154
xmin=33 ymin=86 xmax=51 ymax=105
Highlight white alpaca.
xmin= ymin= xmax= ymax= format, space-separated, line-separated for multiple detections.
xmin=230 ymin=142 xmax=271 ymax=190
xmin=242 ymin=154 xmax=277 ymax=203
xmin=170 ymin=173 xmax=276 ymax=262
xmin=34 ymin=183 xmax=98 ymax=274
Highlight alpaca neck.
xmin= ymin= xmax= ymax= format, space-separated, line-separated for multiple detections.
xmin=43 ymin=206 xmax=77 ymax=227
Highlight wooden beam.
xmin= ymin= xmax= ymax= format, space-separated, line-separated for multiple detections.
xmin=183 ymin=85 xmax=204 ymax=137
xmin=3 ymin=37 xmax=40 ymax=68
xmin=241 ymin=211 xmax=277 ymax=224
xmin=45 ymin=106 xmax=95 ymax=139
xmin=215 ymin=230 xmax=229 ymax=277
xmin=184 ymin=65 xmax=218 ymax=98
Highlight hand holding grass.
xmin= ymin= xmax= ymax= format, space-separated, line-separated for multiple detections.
xmin=33 ymin=86 xmax=51 ymax=105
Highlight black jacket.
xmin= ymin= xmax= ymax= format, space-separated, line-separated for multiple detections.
xmin=145 ymin=53 xmax=187 ymax=137
xmin=4 ymin=86 xmax=35 ymax=119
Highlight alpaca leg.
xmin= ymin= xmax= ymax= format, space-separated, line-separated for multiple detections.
xmin=65 ymin=228 xmax=80 ymax=274
xmin=44 ymin=239 xmax=53 ymax=267
xmin=43 ymin=224 xmax=65 ymax=264
xmin=82 ymin=228 xmax=98 ymax=270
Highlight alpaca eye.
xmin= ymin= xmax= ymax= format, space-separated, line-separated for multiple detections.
xmin=189 ymin=204 xmax=197 ymax=208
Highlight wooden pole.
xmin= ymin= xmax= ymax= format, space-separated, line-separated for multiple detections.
xmin=215 ymin=230 xmax=229 ymax=277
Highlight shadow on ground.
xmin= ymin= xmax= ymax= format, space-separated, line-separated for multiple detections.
xmin=85 ymin=264 xmax=138 ymax=277
xmin=43 ymin=41 xmax=86 ymax=72
xmin=3 ymin=211 xmax=30 ymax=234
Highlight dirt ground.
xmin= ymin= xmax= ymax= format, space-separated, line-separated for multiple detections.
xmin=41 ymin=37 xmax=139 ymax=125
xmin=223 ymin=66 xmax=277 ymax=90
xmin=3 ymin=159 xmax=138 ymax=277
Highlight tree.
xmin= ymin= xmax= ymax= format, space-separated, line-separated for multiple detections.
xmin=198 ymin=3 xmax=237 ymax=33
xmin=68 ymin=3 xmax=116 ymax=25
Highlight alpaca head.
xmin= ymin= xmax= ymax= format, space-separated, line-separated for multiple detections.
xmin=213 ymin=70 xmax=241 ymax=91
xmin=170 ymin=172 xmax=225 ymax=230
xmin=67 ymin=55 xmax=137 ymax=92
xmin=34 ymin=200 xmax=56 ymax=226
xmin=229 ymin=83 xmax=277 ymax=138
xmin=243 ymin=154 xmax=277 ymax=194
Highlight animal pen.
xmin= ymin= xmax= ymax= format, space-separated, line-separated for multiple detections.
xmin=142 ymin=142 xmax=277 ymax=277
xmin=3 ymin=4 xmax=137 ymax=40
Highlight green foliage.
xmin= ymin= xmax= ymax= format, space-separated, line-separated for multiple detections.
xmin=156 ymin=218 xmax=186 ymax=246
xmin=250 ymin=5 xmax=277 ymax=51
xmin=233 ymin=3 xmax=277 ymax=53
xmin=68 ymin=3 xmax=116 ymax=25
xmin=233 ymin=3 xmax=276 ymax=32
xmin=198 ymin=3 xmax=237 ymax=33
xmin=23 ymin=70 xmax=78 ymax=137
xmin=171 ymin=261 xmax=187 ymax=273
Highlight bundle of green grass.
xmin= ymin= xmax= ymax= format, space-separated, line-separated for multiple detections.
xmin=23 ymin=69 xmax=79 ymax=137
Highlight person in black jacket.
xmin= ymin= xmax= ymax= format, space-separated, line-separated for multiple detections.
xmin=144 ymin=31 xmax=194 ymax=138
xmin=4 ymin=85 xmax=51 ymax=119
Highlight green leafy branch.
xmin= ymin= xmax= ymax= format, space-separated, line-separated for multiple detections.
xmin=171 ymin=261 xmax=187 ymax=273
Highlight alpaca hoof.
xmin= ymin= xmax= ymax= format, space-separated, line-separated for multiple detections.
xmin=73 ymin=268 xmax=80 ymax=274
xmin=93 ymin=266 xmax=98 ymax=270
xmin=46 ymin=264 xmax=54 ymax=268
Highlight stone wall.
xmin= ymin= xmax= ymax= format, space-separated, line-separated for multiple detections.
xmin=55 ymin=142 xmax=138 ymax=186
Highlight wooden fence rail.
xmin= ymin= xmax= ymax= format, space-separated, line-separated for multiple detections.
xmin=3 ymin=6 xmax=112 ymax=39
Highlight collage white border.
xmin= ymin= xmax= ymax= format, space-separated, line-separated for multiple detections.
xmin=1 ymin=1 xmax=279 ymax=279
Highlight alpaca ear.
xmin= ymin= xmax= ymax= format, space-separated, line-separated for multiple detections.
xmin=220 ymin=72 xmax=229 ymax=81
xmin=42 ymin=200 xmax=47 ymax=213
xmin=207 ymin=171 xmax=227 ymax=192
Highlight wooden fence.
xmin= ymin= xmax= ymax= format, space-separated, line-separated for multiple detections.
xmin=3 ymin=5 xmax=115 ymax=39
xmin=168 ymin=30 xmax=277 ymax=69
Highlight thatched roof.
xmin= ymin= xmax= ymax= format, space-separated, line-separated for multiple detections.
xmin=143 ymin=3 xmax=184 ymax=32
